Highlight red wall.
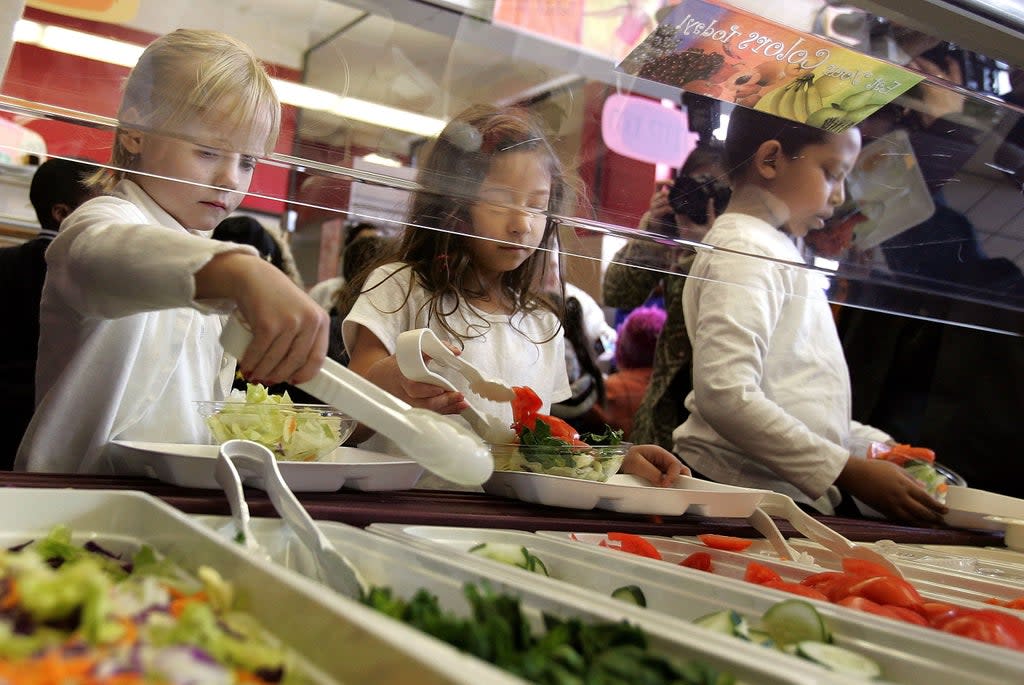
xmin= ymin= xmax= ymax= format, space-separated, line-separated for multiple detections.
xmin=2 ymin=7 xmax=300 ymax=215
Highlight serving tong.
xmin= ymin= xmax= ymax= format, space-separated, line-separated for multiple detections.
xmin=395 ymin=329 xmax=516 ymax=443
xmin=756 ymin=492 xmax=905 ymax=578
xmin=219 ymin=315 xmax=493 ymax=486
xmin=216 ymin=439 xmax=368 ymax=597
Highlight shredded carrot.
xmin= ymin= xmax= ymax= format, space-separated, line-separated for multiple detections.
xmin=0 ymin=579 xmax=19 ymax=611
xmin=169 ymin=590 xmax=209 ymax=618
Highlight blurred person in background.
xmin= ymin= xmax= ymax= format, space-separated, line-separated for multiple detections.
xmin=603 ymin=143 xmax=727 ymax=449
xmin=601 ymin=305 xmax=666 ymax=440
xmin=212 ymin=215 xmax=304 ymax=288
xmin=308 ymin=221 xmax=382 ymax=312
xmin=0 ymin=158 xmax=97 ymax=467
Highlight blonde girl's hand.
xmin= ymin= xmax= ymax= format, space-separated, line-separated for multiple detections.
xmin=837 ymin=457 xmax=948 ymax=525
xmin=621 ymin=444 xmax=689 ymax=487
xmin=197 ymin=253 xmax=329 ymax=385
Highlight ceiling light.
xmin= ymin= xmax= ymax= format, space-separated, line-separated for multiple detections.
xmin=361 ymin=153 xmax=403 ymax=167
xmin=12 ymin=19 xmax=445 ymax=138
xmin=331 ymin=97 xmax=445 ymax=138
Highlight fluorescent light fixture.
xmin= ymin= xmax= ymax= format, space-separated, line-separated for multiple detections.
xmin=361 ymin=153 xmax=403 ymax=167
xmin=12 ymin=19 xmax=446 ymax=137
xmin=331 ymin=98 xmax=445 ymax=138
xmin=12 ymin=19 xmax=42 ymax=44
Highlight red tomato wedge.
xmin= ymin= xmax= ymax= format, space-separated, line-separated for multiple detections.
xmin=679 ymin=551 xmax=713 ymax=572
xmin=760 ymin=580 xmax=828 ymax=602
xmin=743 ymin=561 xmax=782 ymax=585
xmin=921 ymin=602 xmax=970 ymax=628
xmin=511 ymin=386 xmax=542 ymax=425
xmin=606 ymin=532 xmax=663 ymax=560
xmin=846 ymin=575 xmax=924 ymax=609
xmin=885 ymin=606 xmax=929 ymax=626
xmin=841 ymin=557 xmax=899 ymax=579
xmin=941 ymin=610 xmax=1024 ymax=651
xmin=697 ymin=534 xmax=754 ymax=552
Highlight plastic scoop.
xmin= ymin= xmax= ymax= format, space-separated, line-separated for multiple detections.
xmin=213 ymin=450 xmax=268 ymax=560
xmin=396 ymin=329 xmax=515 ymax=443
xmin=758 ymin=492 xmax=906 ymax=578
xmin=217 ymin=439 xmax=367 ymax=597
xmin=219 ymin=315 xmax=492 ymax=486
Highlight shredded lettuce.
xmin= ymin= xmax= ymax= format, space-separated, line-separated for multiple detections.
xmin=205 ymin=383 xmax=344 ymax=461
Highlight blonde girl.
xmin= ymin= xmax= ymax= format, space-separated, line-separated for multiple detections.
xmin=17 ymin=29 xmax=328 ymax=472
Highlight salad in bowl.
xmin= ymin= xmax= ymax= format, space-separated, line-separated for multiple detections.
xmin=197 ymin=384 xmax=355 ymax=462
xmin=490 ymin=387 xmax=630 ymax=482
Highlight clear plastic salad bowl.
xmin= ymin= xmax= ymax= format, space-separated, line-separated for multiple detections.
xmin=489 ymin=442 xmax=630 ymax=482
xmin=196 ymin=400 xmax=356 ymax=462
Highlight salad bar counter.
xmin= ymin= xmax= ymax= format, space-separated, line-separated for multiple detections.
xmin=0 ymin=470 xmax=1003 ymax=546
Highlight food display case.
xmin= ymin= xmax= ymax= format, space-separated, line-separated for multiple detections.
xmin=1 ymin=0 xmax=1024 ymax=680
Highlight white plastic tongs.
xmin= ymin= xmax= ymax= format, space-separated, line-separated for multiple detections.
xmin=757 ymin=492 xmax=905 ymax=578
xmin=216 ymin=439 xmax=367 ymax=597
xmin=219 ymin=315 xmax=493 ymax=486
xmin=395 ymin=329 xmax=516 ymax=444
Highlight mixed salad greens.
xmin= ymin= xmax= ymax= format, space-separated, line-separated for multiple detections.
xmin=866 ymin=442 xmax=951 ymax=502
xmin=497 ymin=387 xmax=628 ymax=481
xmin=204 ymin=384 xmax=346 ymax=462
xmin=0 ymin=526 xmax=311 ymax=684
xmin=361 ymin=582 xmax=736 ymax=685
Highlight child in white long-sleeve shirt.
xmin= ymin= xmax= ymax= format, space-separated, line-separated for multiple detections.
xmin=340 ymin=104 xmax=681 ymax=485
xmin=675 ymin=106 xmax=946 ymax=523
xmin=17 ymin=29 xmax=328 ymax=473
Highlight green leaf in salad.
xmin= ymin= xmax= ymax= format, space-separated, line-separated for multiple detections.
xmin=580 ymin=426 xmax=624 ymax=446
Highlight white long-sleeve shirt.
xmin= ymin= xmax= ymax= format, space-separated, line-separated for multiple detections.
xmin=674 ymin=213 xmax=890 ymax=513
xmin=16 ymin=180 xmax=256 ymax=473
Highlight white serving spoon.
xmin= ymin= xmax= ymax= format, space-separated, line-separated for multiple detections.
xmin=219 ymin=315 xmax=493 ymax=486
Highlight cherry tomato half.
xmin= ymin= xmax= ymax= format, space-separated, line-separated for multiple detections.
xmin=606 ymin=532 xmax=663 ymax=560
xmin=743 ymin=561 xmax=782 ymax=585
xmin=679 ymin=551 xmax=713 ymax=572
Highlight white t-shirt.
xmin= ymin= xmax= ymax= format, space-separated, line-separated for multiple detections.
xmin=342 ymin=262 xmax=571 ymax=431
xmin=675 ymin=213 xmax=890 ymax=513
xmin=16 ymin=180 xmax=254 ymax=473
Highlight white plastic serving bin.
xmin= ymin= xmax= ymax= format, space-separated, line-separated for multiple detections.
xmin=195 ymin=515 xmax=872 ymax=685
xmin=0 ymin=488 xmax=520 ymax=685
xmin=369 ymin=523 xmax=1024 ymax=685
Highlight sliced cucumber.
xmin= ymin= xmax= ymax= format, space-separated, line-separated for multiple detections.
xmin=611 ymin=585 xmax=647 ymax=607
xmin=761 ymin=599 xmax=830 ymax=647
xmin=694 ymin=609 xmax=750 ymax=640
xmin=796 ymin=641 xmax=882 ymax=679
xmin=747 ymin=628 xmax=776 ymax=649
xmin=468 ymin=543 xmax=549 ymax=576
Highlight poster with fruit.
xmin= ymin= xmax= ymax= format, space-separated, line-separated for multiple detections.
xmin=618 ymin=0 xmax=924 ymax=131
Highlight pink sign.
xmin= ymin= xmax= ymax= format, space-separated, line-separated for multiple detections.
xmin=601 ymin=93 xmax=697 ymax=167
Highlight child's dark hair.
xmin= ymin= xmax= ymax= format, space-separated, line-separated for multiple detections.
xmin=724 ymin=107 xmax=833 ymax=181
xmin=339 ymin=104 xmax=570 ymax=344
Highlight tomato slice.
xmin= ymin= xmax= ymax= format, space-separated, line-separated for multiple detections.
xmin=743 ymin=561 xmax=782 ymax=585
xmin=941 ymin=610 xmax=1024 ymax=651
xmin=920 ymin=602 xmax=970 ymax=628
xmin=885 ymin=605 xmax=930 ymax=626
xmin=511 ymin=386 xmax=542 ymax=426
xmin=841 ymin=557 xmax=898 ymax=579
xmin=679 ymin=551 xmax=713 ymax=572
xmin=606 ymin=532 xmax=663 ymax=560
xmin=760 ymin=580 xmax=828 ymax=602
xmin=846 ymin=575 xmax=924 ymax=609
xmin=697 ymin=534 xmax=754 ymax=552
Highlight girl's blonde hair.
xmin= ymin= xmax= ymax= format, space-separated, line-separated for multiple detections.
xmin=93 ymin=29 xmax=280 ymax=191
xmin=338 ymin=104 xmax=573 ymax=344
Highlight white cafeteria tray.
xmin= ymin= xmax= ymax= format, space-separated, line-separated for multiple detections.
xmin=195 ymin=515 xmax=871 ymax=685
xmin=370 ymin=523 xmax=1024 ymax=685
xmin=0 ymin=487 xmax=516 ymax=685
xmin=103 ymin=440 xmax=423 ymax=491
xmin=482 ymin=472 xmax=767 ymax=516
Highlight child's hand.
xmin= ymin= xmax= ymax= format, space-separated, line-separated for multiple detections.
xmin=198 ymin=253 xmax=329 ymax=385
xmin=837 ymin=457 xmax=948 ymax=525
xmin=621 ymin=444 xmax=689 ymax=487
xmin=364 ymin=353 xmax=469 ymax=415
